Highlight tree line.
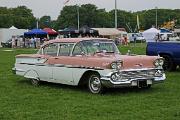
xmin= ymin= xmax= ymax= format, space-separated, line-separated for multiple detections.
xmin=0 ymin=4 xmax=180 ymax=32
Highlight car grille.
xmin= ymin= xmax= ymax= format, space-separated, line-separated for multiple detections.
xmin=119 ymin=69 xmax=159 ymax=80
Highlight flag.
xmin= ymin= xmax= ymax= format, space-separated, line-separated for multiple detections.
xmin=64 ymin=0 xmax=70 ymax=5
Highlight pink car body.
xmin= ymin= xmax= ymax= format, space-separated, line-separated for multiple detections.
xmin=13 ymin=38 xmax=165 ymax=93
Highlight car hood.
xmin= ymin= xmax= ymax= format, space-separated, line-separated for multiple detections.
xmin=120 ymin=55 xmax=159 ymax=70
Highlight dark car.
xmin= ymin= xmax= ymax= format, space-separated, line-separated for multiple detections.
xmin=1 ymin=39 xmax=12 ymax=48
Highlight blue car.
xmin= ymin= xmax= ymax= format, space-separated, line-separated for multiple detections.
xmin=146 ymin=41 xmax=180 ymax=71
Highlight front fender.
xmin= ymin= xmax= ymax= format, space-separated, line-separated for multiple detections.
xmin=158 ymin=51 xmax=174 ymax=57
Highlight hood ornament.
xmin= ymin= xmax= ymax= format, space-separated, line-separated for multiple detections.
xmin=135 ymin=63 xmax=143 ymax=67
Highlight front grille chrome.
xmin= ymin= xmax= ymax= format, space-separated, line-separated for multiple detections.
xmin=112 ymin=69 xmax=163 ymax=82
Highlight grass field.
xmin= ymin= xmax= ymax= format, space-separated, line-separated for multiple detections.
xmin=0 ymin=43 xmax=180 ymax=120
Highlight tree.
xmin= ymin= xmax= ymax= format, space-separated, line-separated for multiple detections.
xmin=39 ymin=16 xmax=51 ymax=28
xmin=55 ymin=4 xmax=114 ymax=29
xmin=0 ymin=6 xmax=36 ymax=29
xmin=56 ymin=5 xmax=79 ymax=29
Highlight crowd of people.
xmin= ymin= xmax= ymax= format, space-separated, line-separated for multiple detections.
xmin=114 ymin=36 xmax=129 ymax=46
xmin=11 ymin=36 xmax=48 ymax=48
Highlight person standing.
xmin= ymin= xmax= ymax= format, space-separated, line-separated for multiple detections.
xmin=11 ymin=36 xmax=15 ymax=48
xmin=124 ymin=36 xmax=128 ymax=46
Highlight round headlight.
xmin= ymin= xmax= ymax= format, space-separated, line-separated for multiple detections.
xmin=154 ymin=60 xmax=159 ymax=67
xmin=154 ymin=59 xmax=164 ymax=67
xmin=159 ymin=59 xmax=164 ymax=66
xmin=111 ymin=61 xmax=123 ymax=69
xmin=111 ymin=63 xmax=117 ymax=69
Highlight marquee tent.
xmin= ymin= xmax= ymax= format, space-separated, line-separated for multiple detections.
xmin=142 ymin=28 xmax=160 ymax=42
xmin=58 ymin=27 xmax=80 ymax=38
xmin=43 ymin=28 xmax=58 ymax=35
xmin=92 ymin=28 xmax=127 ymax=39
xmin=0 ymin=26 xmax=27 ymax=47
xmin=24 ymin=29 xmax=47 ymax=37
xmin=79 ymin=26 xmax=99 ymax=36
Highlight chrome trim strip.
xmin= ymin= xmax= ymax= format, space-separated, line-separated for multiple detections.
xmin=16 ymin=63 xmax=104 ymax=70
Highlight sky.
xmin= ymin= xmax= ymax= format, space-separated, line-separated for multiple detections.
xmin=0 ymin=0 xmax=180 ymax=20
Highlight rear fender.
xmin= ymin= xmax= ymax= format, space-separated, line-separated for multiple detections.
xmin=24 ymin=69 xmax=39 ymax=80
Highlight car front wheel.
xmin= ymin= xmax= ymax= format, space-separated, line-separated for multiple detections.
xmin=161 ymin=55 xmax=176 ymax=71
xmin=88 ymin=74 xmax=103 ymax=94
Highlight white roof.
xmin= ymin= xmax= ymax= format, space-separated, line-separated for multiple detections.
xmin=9 ymin=26 xmax=18 ymax=30
xmin=143 ymin=28 xmax=160 ymax=33
xmin=93 ymin=28 xmax=126 ymax=36
xmin=142 ymin=28 xmax=160 ymax=42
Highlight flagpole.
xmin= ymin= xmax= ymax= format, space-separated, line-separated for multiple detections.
xmin=115 ymin=0 xmax=117 ymax=28
xmin=137 ymin=15 xmax=140 ymax=31
xmin=77 ymin=4 xmax=80 ymax=31
xmin=36 ymin=18 xmax=39 ymax=29
xmin=155 ymin=7 xmax=158 ymax=29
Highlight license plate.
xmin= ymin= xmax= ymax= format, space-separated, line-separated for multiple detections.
xmin=138 ymin=80 xmax=147 ymax=88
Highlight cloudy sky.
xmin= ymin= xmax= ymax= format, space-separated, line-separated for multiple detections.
xmin=1 ymin=0 xmax=180 ymax=20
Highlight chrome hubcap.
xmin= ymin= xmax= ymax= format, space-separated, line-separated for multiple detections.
xmin=90 ymin=76 xmax=101 ymax=92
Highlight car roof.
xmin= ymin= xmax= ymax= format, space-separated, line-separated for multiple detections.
xmin=42 ymin=38 xmax=112 ymax=46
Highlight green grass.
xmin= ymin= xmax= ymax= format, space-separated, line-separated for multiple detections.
xmin=118 ymin=43 xmax=147 ymax=55
xmin=0 ymin=43 xmax=180 ymax=120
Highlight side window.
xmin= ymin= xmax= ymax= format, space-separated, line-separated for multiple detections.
xmin=59 ymin=43 xmax=74 ymax=56
xmin=72 ymin=43 xmax=82 ymax=56
xmin=100 ymin=43 xmax=113 ymax=52
xmin=43 ymin=43 xmax=58 ymax=56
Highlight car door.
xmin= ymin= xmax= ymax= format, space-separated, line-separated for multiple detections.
xmin=36 ymin=43 xmax=59 ymax=81
xmin=51 ymin=43 xmax=75 ymax=85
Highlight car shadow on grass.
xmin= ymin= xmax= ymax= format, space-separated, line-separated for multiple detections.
xmin=18 ymin=79 xmax=87 ymax=93
xmin=17 ymin=79 xmax=163 ymax=95
xmin=104 ymin=86 xmax=162 ymax=95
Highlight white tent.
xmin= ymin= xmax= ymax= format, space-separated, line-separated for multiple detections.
xmin=92 ymin=28 xmax=127 ymax=39
xmin=0 ymin=27 xmax=27 ymax=47
xmin=9 ymin=26 xmax=18 ymax=30
xmin=142 ymin=28 xmax=160 ymax=42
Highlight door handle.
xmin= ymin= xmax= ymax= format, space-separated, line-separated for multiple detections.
xmin=54 ymin=57 xmax=59 ymax=59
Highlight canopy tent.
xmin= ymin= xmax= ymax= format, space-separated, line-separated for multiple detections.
xmin=92 ymin=28 xmax=123 ymax=36
xmin=59 ymin=27 xmax=79 ymax=38
xmin=79 ymin=26 xmax=99 ymax=37
xmin=59 ymin=26 xmax=99 ymax=38
xmin=43 ymin=28 xmax=58 ymax=35
xmin=92 ymin=28 xmax=127 ymax=39
xmin=9 ymin=26 xmax=18 ymax=30
xmin=24 ymin=29 xmax=47 ymax=37
xmin=142 ymin=28 xmax=160 ymax=42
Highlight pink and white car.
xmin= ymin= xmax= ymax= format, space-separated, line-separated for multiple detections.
xmin=13 ymin=38 xmax=165 ymax=94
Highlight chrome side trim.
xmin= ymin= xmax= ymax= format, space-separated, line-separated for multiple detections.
xmin=15 ymin=63 xmax=105 ymax=70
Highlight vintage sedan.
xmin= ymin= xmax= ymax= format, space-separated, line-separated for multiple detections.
xmin=13 ymin=38 xmax=166 ymax=94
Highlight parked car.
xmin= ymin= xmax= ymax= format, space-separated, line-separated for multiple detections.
xmin=1 ymin=39 xmax=12 ymax=48
xmin=13 ymin=38 xmax=165 ymax=94
xmin=146 ymin=41 xmax=180 ymax=71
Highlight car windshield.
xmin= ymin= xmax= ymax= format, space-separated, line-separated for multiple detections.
xmin=80 ymin=40 xmax=120 ymax=55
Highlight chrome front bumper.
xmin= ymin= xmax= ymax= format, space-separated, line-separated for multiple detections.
xmin=100 ymin=69 xmax=166 ymax=88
